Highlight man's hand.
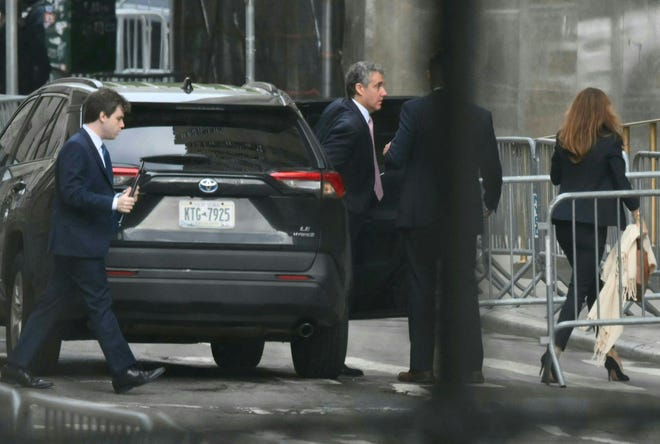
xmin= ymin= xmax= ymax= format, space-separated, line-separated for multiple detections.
xmin=633 ymin=209 xmax=648 ymax=236
xmin=383 ymin=141 xmax=391 ymax=156
xmin=117 ymin=187 xmax=138 ymax=214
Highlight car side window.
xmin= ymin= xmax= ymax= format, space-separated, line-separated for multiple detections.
xmin=32 ymin=97 xmax=68 ymax=160
xmin=0 ymin=98 xmax=37 ymax=167
xmin=13 ymin=96 xmax=67 ymax=163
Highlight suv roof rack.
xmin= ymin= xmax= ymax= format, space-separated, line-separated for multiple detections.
xmin=243 ymin=81 xmax=295 ymax=106
xmin=243 ymin=81 xmax=278 ymax=94
xmin=46 ymin=77 xmax=104 ymax=88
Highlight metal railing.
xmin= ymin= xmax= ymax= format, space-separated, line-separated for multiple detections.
xmin=623 ymin=118 xmax=659 ymax=155
xmin=542 ymin=187 xmax=660 ymax=387
xmin=479 ymin=174 xmax=563 ymax=305
xmin=116 ymin=8 xmax=171 ymax=74
xmin=0 ymin=384 xmax=187 ymax=443
xmin=0 ymin=95 xmax=25 ymax=133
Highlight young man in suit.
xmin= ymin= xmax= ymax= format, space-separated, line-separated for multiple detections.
xmin=384 ymin=51 xmax=502 ymax=384
xmin=1 ymin=88 xmax=165 ymax=394
xmin=314 ymin=61 xmax=388 ymax=376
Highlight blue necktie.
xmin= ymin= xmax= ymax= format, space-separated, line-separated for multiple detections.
xmin=101 ymin=144 xmax=113 ymax=180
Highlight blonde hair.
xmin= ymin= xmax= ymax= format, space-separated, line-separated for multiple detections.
xmin=558 ymin=87 xmax=623 ymax=163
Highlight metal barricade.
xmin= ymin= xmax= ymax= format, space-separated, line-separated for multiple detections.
xmin=626 ymin=172 xmax=660 ymax=316
xmin=116 ymin=8 xmax=171 ymax=74
xmin=0 ymin=386 xmax=185 ymax=443
xmin=526 ymin=137 xmax=563 ymax=237
xmin=479 ymin=174 xmax=565 ymax=306
xmin=632 ymin=152 xmax=659 ymax=248
xmin=0 ymin=95 xmax=25 ymax=132
xmin=480 ymin=138 xmax=544 ymax=301
xmin=496 ymin=137 xmax=537 ymax=175
xmin=632 ymin=150 xmax=660 ymax=172
xmin=543 ymin=187 xmax=660 ymax=387
xmin=0 ymin=384 xmax=22 ymax=440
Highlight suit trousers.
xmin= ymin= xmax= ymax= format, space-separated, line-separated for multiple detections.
xmin=553 ymin=221 xmax=607 ymax=350
xmin=402 ymin=224 xmax=482 ymax=379
xmin=8 ymin=255 xmax=136 ymax=376
xmin=346 ymin=210 xmax=367 ymax=311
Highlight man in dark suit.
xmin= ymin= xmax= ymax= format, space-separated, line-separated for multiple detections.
xmin=1 ymin=88 xmax=165 ymax=394
xmin=384 ymin=52 xmax=502 ymax=384
xmin=315 ymin=61 xmax=388 ymax=376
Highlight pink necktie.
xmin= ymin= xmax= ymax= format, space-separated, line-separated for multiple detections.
xmin=368 ymin=117 xmax=383 ymax=201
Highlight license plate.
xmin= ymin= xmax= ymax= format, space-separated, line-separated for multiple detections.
xmin=179 ymin=200 xmax=235 ymax=229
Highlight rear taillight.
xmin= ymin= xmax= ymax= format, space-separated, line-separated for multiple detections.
xmin=113 ymin=166 xmax=139 ymax=188
xmin=321 ymin=171 xmax=345 ymax=198
xmin=106 ymin=269 xmax=138 ymax=277
xmin=276 ymin=274 xmax=312 ymax=281
xmin=270 ymin=171 xmax=345 ymax=198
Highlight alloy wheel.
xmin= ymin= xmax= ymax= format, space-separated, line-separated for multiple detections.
xmin=9 ymin=269 xmax=24 ymax=350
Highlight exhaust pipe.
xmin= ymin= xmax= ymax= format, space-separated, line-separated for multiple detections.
xmin=296 ymin=322 xmax=314 ymax=338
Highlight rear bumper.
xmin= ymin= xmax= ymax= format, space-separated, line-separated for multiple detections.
xmin=107 ymin=252 xmax=348 ymax=342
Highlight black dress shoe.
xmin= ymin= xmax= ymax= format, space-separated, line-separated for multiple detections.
xmin=397 ymin=370 xmax=434 ymax=384
xmin=466 ymin=370 xmax=485 ymax=384
xmin=1 ymin=364 xmax=53 ymax=389
xmin=112 ymin=366 xmax=165 ymax=394
xmin=340 ymin=364 xmax=364 ymax=377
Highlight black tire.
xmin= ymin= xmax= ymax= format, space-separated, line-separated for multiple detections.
xmin=211 ymin=338 xmax=265 ymax=369
xmin=6 ymin=253 xmax=29 ymax=355
xmin=6 ymin=252 xmax=61 ymax=374
xmin=290 ymin=318 xmax=348 ymax=379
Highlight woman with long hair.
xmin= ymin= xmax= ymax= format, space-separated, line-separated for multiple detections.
xmin=541 ymin=87 xmax=640 ymax=383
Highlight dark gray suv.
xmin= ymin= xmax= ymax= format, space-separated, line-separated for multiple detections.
xmin=0 ymin=78 xmax=359 ymax=378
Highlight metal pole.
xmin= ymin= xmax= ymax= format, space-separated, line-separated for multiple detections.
xmin=169 ymin=0 xmax=175 ymax=72
xmin=244 ymin=0 xmax=255 ymax=83
xmin=5 ymin=0 xmax=19 ymax=94
xmin=651 ymin=122 xmax=657 ymax=245
xmin=320 ymin=0 xmax=332 ymax=97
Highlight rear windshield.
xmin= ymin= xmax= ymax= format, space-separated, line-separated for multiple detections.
xmin=106 ymin=106 xmax=314 ymax=173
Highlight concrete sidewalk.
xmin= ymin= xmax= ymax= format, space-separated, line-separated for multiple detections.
xmin=480 ymin=302 xmax=660 ymax=364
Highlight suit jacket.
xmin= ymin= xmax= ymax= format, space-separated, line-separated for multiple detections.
xmin=551 ymin=133 xmax=639 ymax=228
xmin=314 ymin=98 xmax=377 ymax=215
xmin=48 ymin=128 xmax=116 ymax=258
xmin=386 ymin=89 xmax=502 ymax=234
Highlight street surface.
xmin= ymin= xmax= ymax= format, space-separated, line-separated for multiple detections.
xmin=3 ymin=318 xmax=660 ymax=443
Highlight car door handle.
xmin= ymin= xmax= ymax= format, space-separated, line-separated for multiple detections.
xmin=12 ymin=181 xmax=26 ymax=193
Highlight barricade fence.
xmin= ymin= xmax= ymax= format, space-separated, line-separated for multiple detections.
xmin=479 ymin=144 xmax=660 ymax=388
xmin=478 ymin=137 xmax=561 ymax=306
xmin=0 ymin=95 xmax=25 ymax=133
xmin=481 ymin=140 xmax=660 ymax=313
xmin=542 ymin=187 xmax=660 ymax=387
xmin=0 ymin=384 xmax=187 ymax=443
xmin=478 ymin=174 xmax=566 ymax=305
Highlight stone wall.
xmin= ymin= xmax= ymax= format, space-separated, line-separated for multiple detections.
xmin=343 ymin=0 xmax=442 ymax=97
xmin=348 ymin=0 xmax=660 ymax=150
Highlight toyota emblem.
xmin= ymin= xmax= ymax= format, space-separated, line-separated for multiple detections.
xmin=198 ymin=178 xmax=219 ymax=193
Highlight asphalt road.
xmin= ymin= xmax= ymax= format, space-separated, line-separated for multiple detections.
xmin=3 ymin=318 xmax=660 ymax=443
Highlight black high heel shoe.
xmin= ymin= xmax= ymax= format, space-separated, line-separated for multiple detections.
xmin=605 ymin=356 xmax=630 ymax=382
xmin=539 ymin=351 xmax=558 ymax=384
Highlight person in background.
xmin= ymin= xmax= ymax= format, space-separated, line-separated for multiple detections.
xmin=18 ymin=0 xmax=51 ymax=94
xmin=1 ymin=88 xmax=165 ymax=394
xmin=542 ymin=87 xmax=640 ymax=384
xmin=314 ymin=61 xmax=388 ymax=377
xmin=384 ymin=51 xmax=502 ymax=384
xmin=0 ymin=5 xmax=6 ymax=93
